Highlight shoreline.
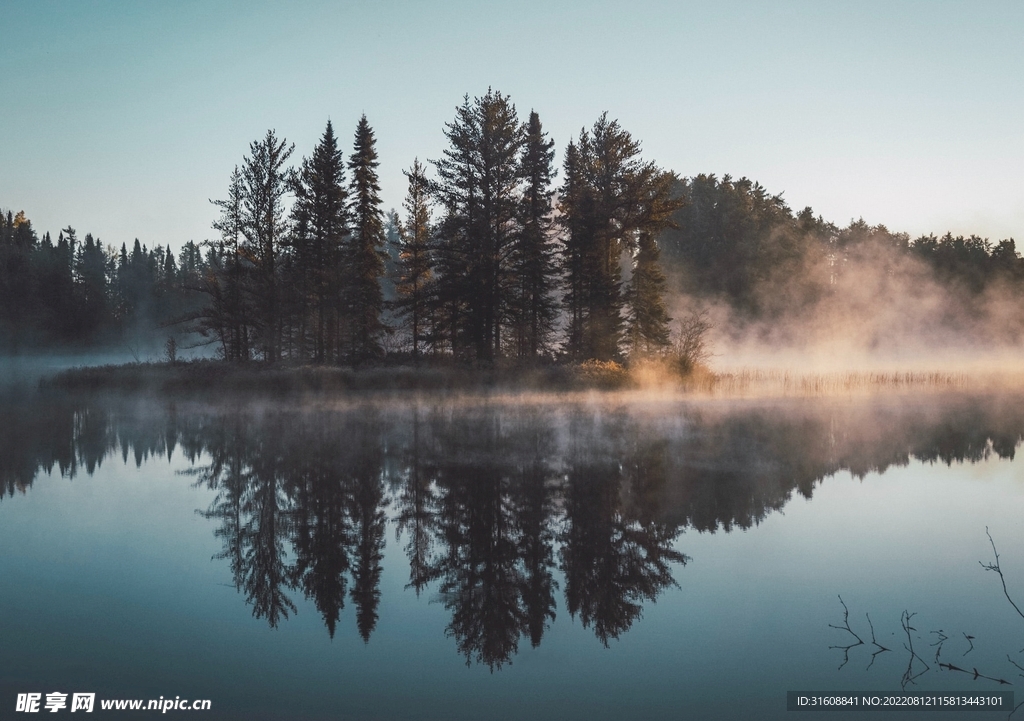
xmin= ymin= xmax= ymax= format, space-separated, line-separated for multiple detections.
xmin=28 ymin=359 xmax=1014 ymax=401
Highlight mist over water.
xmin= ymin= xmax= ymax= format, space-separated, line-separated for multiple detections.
xmin=2 ymin=389 xmax=1024 ymax=719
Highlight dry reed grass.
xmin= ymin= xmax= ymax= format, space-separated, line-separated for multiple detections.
xmin=680 ymin=368 xmax=974 ymax=397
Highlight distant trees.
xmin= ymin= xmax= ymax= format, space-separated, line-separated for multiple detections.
xmin=658 ymin=173 xmax=1024 ymax=347
xmin=659 ymin=174 xmax=822 ymax=317
xmin=0 ymin=211 xmax=36 ymax=347
xmin=0 ymin=209 xmax=204 ymax=352
xmin=75 ymin=232 xmax=109 ymax=338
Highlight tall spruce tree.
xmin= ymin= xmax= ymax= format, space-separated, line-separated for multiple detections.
xmin=290 ymin=120 xmax=349 ymax=363
xmin=512 ymin=110 xmax=557 ymax=359
xmin=395 ymin=158 xmax=433 ymax=361
xmin=345 ymin=116 xmax=387 ymax=363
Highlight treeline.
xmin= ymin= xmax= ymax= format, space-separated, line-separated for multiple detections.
xmin=193 ymin=92 xmax=679 ymax=365
xmin=0 ymin=209 xmax=207 ymax=351
xmin=661 ymin=174 xmax=1024 ymax=335
xmin=5 ymin=89 xmax=1023 ymax=359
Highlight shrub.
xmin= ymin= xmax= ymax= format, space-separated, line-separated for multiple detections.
xmin=671 ymin=310 xmax=713 ymax=374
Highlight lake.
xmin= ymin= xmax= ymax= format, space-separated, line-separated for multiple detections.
xmin=2 ymin=389 xmax=1023 ymax=719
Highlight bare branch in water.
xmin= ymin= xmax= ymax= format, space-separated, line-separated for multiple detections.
xmin=900 ymin=610 xmax=930 ymax=689
xmin=963 ymin=632 xmax=975 ymax=656
xmin=937 ymin=662 xmax=1011 ymax=685
xmin=1010 ymin=658 xmax=1024 ymax=721
xmin=931 ymin=629 xmax=948 ymax=664
xmin=865 ymin=613 xmax=890 ymax=670
xmin=829 ymin=595 xmax=864 ymax=670
xmin=1011 ymin=699 xmax=1024 ymax=721
xmin=980 ymin=526 xmax=1024 ymax=622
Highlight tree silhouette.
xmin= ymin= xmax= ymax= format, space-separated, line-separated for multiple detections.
xmin=345 ymin=116 xmax=387 ymax=363
xmin=289 ymin=120 xmax=350 ymax=363
xmin=510 ymin=110 xmax=558 ymax=359
xmin=394 ymin=159 xmax=433 ymax=361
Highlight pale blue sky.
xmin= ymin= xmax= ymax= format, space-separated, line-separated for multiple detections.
xmin=2 ymin=0 xmax=1022 ymax=251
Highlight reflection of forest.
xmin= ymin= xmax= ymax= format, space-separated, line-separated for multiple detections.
xmin=2 ymin=394 xmax=1022 ymax=668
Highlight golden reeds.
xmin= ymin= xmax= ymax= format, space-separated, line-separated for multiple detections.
xmin=681 ymin=368 xmax=972 ymax=397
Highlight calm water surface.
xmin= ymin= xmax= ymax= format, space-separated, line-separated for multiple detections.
xmin=2 ymin=391 xmax=1023 ymax=720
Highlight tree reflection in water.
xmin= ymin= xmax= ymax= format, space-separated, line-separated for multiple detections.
xmin=561 ymin=416 xmax=689 ymax=646
xmin=3 ymin=393 xmax=1024 ymax=669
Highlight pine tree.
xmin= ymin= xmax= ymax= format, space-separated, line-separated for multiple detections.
xmin=290 ymin=120 xmax=349 ymax=363
xmin=430 ymin=96 xmax=478 ymax=359
xmin=345 ymin=116 xmax=387 ymax=363
xmin=559 ymin=140 xmax=592 ymax=360
xmin=433 ymin=90 xmax=525 ymax=361
xmin=51 ymin=227 xmax=78 ymax=340
xmin=205 ymin=166 xmax=250 ymax=361
xmin=162 ymin=247 xmax=177 ymax=286
xmin=241 ymin=130 xmax=294 ymax=363
xmin=395 ymin=158 xmax=433 ymax=361
xmin=75 ymin=232 xmax=109 ymax=338
xmin=512 ymin=110 xmax=557 ymax=359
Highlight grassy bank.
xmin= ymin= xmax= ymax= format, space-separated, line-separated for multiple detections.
xmin=39 ymin=359 xmax=641 ymax=396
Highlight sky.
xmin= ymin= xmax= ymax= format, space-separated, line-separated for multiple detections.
xmin=2 ymin=0 xmax=1023 ymax=253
